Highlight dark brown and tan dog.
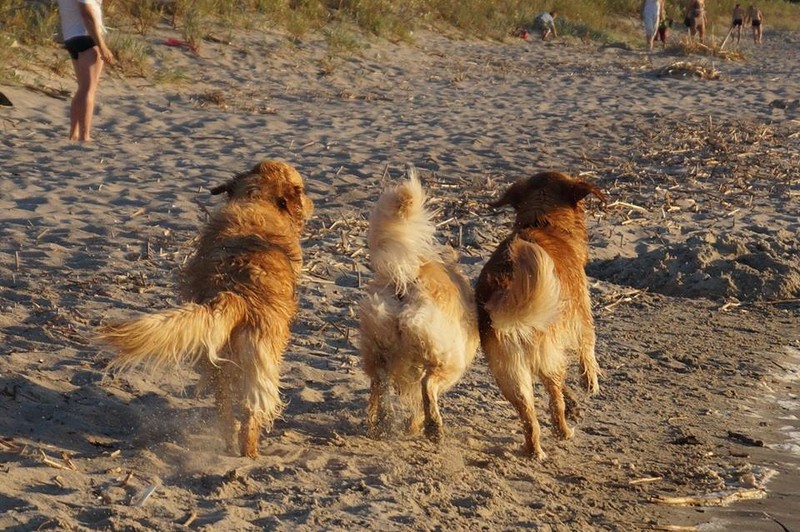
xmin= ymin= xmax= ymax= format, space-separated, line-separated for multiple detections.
xmin=475 ymin=172 xmax=604 ymax=460
xmin=98 ymin=160 xmax=313 ymax=457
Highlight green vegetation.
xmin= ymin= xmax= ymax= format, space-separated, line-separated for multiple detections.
xmin=3 ymin=0 xmax=800 ymax=45
xmin=1 ymin=0 xmax=799 ymax=81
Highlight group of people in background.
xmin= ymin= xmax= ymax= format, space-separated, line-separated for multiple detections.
xmin=531 ymin=2 xmax=767 ymax=51
xmin=682 ymin=1 xmax=765 ymax=46
xmin=56 ymin=0 xmax=769 ymax=142
xmin=730 ymin=3 xmax=764 ymax=45
xmin=641 ymin=0 xmax=765 ymax=48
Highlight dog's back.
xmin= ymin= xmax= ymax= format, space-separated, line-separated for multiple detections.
xmin=360 ymin=170 xmax=478 ymax=441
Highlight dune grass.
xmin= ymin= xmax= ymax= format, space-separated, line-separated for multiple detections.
xmin=2 ymin=0 xmax=799 ymax=46
xmin=1 ymin=0 xmax=799 ymax=82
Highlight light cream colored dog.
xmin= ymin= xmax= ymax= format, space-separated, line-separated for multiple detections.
xmin=360 ymin=169 xmax=479 ymax=443
xmin=476 ymin=171 xmax=604 ymax=459
xmin=98 ymin=160 xmax=313 ymax=457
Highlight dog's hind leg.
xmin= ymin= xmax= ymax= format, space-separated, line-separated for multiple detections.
xmin=489 ymin=351 xmax=546 ymax=460
xmin=562 ymin=384 xmax=583 ymax=422
xmin=540 ymin=371 xmax=574 ymax=441
xmin=212 ymin=371 xmax=238 ymax=454
xmin=367 ymin=367 xmax=393 ymax=439
xmin=421 ymin=372 xmax=444 ymax=444
xmin=578 ymin=315 xmax=600 ymax=395
xmin=235 ymin=333 xmax=284 ymax=457
xmin=238 ymin=408 xmax=261 ymax=458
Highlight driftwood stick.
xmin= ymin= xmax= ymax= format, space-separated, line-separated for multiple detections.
xmin=651 ymin=488 xmax=766 ymax=506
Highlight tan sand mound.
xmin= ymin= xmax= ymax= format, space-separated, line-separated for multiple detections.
xmin=589 ymin=230 xmax=800 ymax=301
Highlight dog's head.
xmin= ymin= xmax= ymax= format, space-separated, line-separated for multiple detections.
xmin=491 ymin=172 xmax=605 ymax=228
xmin=210 ymin=160 xmax=314 ymax=230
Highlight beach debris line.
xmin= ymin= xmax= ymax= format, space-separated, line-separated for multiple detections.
xmin=655 ymin=61 xmax=719 ymax=80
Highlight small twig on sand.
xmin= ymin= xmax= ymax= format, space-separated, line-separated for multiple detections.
xmin=61 ymin=451 xmax=78 ymax=471
xmin=303 ymin=273 xmax=335 ymax=284
xmin=765 ymin=298 xmax=800 ymax=305
xmin=651 ymin=488 xmax=766 ymax=506
xmin=762 ymin=512 xmax=792 ymax=532
xmin=628 ymin=476 xmax=663 ymax=485
xmin=606 ymin=200 xmax=649 ymax=213
xmin=0 ymin=437 xmax=22 ymax=452
xmin=603 ymin=289 xmax=645 ymax=311
xmin=727 ymin=431 xmax=764 ymax=447
xmin=719 ymin=300 xmax=741 ymax=312
xmin=39 ymin=450 xmax=75 ymax=471
xmin=181 ymin=510 xmax=198 ymax=527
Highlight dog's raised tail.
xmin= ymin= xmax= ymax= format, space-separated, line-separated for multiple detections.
xmin=98 ymin=292 xmax=247 ymax=373
xmin=485 ymin=238 xmax=561 ymax=342
xmin=367 ymin=166 xmax=438 ymax=293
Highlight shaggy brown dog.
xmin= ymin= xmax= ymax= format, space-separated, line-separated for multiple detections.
xmin=475 ymin=172 xmax=604 ymax=460
xmin=98 ymin=160 xmax=313 ymax=457
xmin=360 ymin=170 xmax=479 ymax=443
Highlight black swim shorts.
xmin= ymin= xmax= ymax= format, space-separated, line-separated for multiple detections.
xmin=64 ymin=35 xmax=97 ymax=60
xmin=733 ymin=18 xmax=743 ymax=27
xmin=752 ymin=19 xmax=762 ymax=27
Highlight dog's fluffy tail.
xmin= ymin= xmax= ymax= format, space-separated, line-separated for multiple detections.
xmin=367 ymin=166 xmax=438 ymax=294
xmin=485 ymin=238 xmax=561 ymax=342
xmin=98 ymin=292 xmax=247 ymax=373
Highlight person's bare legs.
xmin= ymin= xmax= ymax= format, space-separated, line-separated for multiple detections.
xmin=69 ymin=47 xmax=104 ymax=142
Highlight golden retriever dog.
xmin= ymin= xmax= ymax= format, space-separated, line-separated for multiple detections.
xmin=475 ymin=172 xmax=604 ymax=460
xmin=359 ymin=169 xmax=479 ymax=443
xmin=98 ymin=160 xmax=313 ymax=457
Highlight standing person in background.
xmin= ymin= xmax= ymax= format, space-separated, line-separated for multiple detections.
xmin=685 ymin=0 xmax=706 ymax=44
xmin=747 ymin=5 xmax=764 ymax=44
xmin=57 ymin=0 xmax=114 ymax=142
xmin=731 ymin=4 xmax=745 ymax=45
xmin=642 ymin=0 xmax=662 ymax=51
xmin=655 ymin=4 xmax=671 ymax=48
xmin=533 ymin=11 xmax=558 ymax=41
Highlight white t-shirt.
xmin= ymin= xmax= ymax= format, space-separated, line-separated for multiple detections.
xmin=57 ymin=0 xmax=104 ymax=41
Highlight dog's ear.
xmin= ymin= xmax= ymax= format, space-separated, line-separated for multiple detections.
xmin=489 ymin=181 xmax=523 ymax=210
xmin=209 ymin=181 xmax=233 ymax=197
xmin=210 ymin=170 xmax=250 ymax=198
xmin=567 ymin=181 xmax=606 ymax=206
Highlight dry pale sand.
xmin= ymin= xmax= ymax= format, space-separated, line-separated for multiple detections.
xmin=1 ymin=23 xmax=799 ymax=531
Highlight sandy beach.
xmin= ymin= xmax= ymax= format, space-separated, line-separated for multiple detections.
xmin=1 ymin=24 xmax=799 ymax=530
